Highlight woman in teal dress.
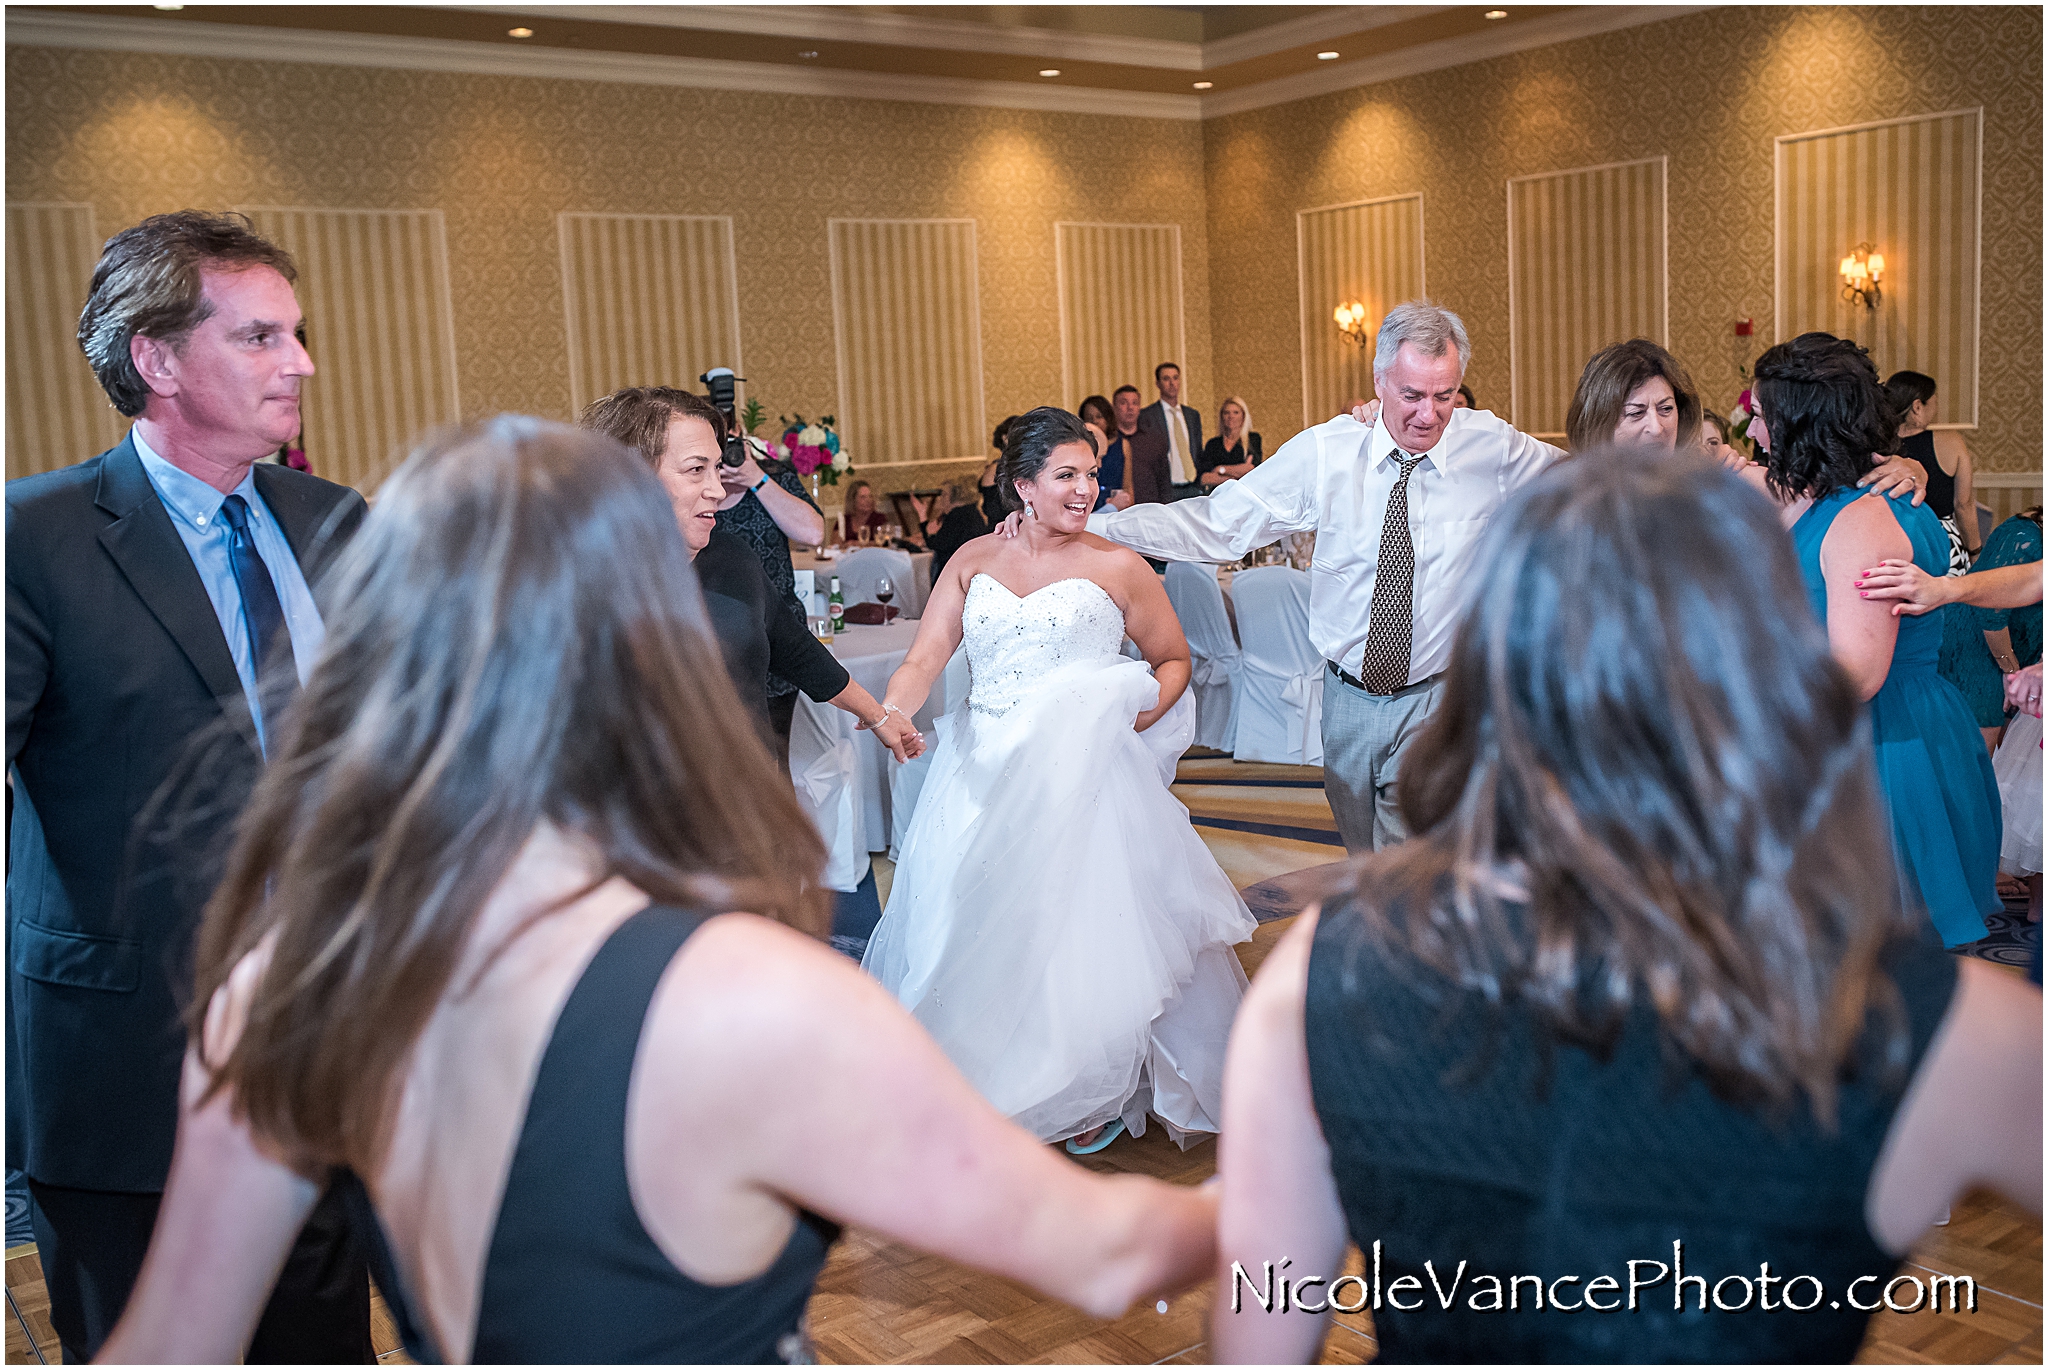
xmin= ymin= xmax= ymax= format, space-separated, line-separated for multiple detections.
xmin=1939 ymin=510 xmax=2044 ymax=752
xmin=1754 ymin=332 xmax=2001 ymax=947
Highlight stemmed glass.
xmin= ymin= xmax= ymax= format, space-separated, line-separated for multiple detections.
xmin=875 ymin=576 xmax=895 ymax=620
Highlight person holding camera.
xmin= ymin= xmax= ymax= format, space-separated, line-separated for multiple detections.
xmin=582 ymin=386 xmax=916 ymax=767
xmin=696 ymin=373 xmax=829 ymax=759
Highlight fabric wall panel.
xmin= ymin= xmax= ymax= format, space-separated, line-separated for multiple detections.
xmin=828 ymin=218 xmax=985 ymax=467
xmin=1055 ymin=222 xmax=1186 ymax=413
xmin=1775 ymin=109 xmax=1981 ymax=426
xmin=241 ymin=206 xmax=461 ymax=493
xmin=6 ymin=203 xmax=123 ymax=479
xmin=1295 ymin=194 xmax=1424 ymax=431
xmin=1507 ymin=157 xmax=1667 ymax=440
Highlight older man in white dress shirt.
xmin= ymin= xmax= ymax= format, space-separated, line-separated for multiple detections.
xmin=1091 ymin=301 xmax=1559 ymax=853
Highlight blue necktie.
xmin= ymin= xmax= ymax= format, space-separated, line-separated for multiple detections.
xmin=218 ymin=494 xmax=298 ymax=733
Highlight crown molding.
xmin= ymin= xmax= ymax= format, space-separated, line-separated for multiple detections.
xmin=1200 ymin=4 xmax=1719 ymax=117
xmin=4 ymin=10 xmax=1204 ymax=119
xmin=1198 ymin=6 xmax=1451 ymax=68
xmin=473 ymin=4 xmax=1205 ymax=70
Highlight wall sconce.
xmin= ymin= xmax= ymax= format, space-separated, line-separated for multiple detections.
xmin=1333 ymin=301 xmax=1371 ymax=347
xmin=1839 ymin=243 xmax=1885 ymax=310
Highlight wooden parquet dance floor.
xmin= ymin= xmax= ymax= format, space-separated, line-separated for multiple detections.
xmin=4 ymin=759 xmax=2038 ymax=1363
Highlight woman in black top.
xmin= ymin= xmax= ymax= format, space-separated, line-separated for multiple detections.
xmin=921 ymin=475 xmax=989 ymax=578
xmin=1886 ymin=369 xmax=1981 ymax=565
xmin=580 ymin=388 xmax=917 ymax=762
xmin=1212 ymin=451 xmax=2041 ymax=1363
xmin=101 ymin=419 xmax=1220 ymax=1365
xmin=1197 ymin=395 xmax=1262 ymax=491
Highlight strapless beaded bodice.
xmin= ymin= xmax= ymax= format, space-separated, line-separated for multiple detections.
xmin=963 ymin=574 xmax=1127 ymax=717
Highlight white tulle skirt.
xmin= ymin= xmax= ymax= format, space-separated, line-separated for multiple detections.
xmin=863 ymin=655 xmax=1255 ymax=1147
xmin=1996 ymin=710 xmax=2042 ymax=876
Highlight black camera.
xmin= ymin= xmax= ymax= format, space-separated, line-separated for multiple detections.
xmin=699 ymin=367 xmax=752 ymax=468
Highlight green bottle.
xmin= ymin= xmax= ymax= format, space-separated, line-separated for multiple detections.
xmin=829 ymin=575 xmax=845 ymax=633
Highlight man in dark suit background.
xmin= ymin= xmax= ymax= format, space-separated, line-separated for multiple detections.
xmin=1107 ymin=384 xmax=1171 ymax=506
xmin=7 ymin=211 xmax=371 ymax=1362
xmin=1136 ymin=361 xmax=1204 ymax=502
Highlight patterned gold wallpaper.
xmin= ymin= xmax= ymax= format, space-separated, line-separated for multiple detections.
xmin=1205 ymin=4 xmax=2042 ymax=473
xmin=4 ymin=45 xmax=1215 ymax=490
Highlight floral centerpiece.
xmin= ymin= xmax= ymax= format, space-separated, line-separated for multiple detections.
xmin=1727 ymin=367 xmax=1764 ymax=463
xmin=770 ymin=413 xmax=852 ymax=486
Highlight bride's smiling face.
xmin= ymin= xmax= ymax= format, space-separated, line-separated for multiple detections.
xmin=1015 ymin=440 xmax=1100 ymax=532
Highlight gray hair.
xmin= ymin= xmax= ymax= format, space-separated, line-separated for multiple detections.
xmin=1372 ymin=300 xmax=1471 ymax=382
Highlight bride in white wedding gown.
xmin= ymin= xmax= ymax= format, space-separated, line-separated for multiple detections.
xmin=862 ymin=407 xmax=1255 ymax=1154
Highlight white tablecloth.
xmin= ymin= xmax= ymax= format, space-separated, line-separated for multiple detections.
xmin=794 ymin=549 xmax=934 ymax=620
xmin=788 ymin=622 xmax=960 ymax=889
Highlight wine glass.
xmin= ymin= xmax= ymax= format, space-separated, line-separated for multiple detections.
xmin=875 ymin=576 xmax=895 ymax=620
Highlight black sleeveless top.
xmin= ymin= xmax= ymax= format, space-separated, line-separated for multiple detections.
xmin=1899 ymin=429 xmax=1956 ymax=521
xmin=338 ymin=905 xmax=841 ymax=1363
xmin=1305 ymin=896 xmax=1957 ymax=1363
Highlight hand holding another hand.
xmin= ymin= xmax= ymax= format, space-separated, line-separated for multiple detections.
xmin=2006 ymin=663 xmax=2042 ymax=720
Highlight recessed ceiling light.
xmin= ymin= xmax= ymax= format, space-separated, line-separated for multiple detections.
xmin=1317 ymin=50 xmax=1340 ymax=60
xmin=507 ymin=26 xmax=533 ymax=38
xmin=1485 ymin=9 xmax=1508 ymax=17
xmin=1039 ymin=68 xmax=1061 ymax=77
xmin=152 ymin=3 xmax=182 ymax=8
xmin=798 ymin=49 xmax=820 ymax=58
xmin=1193 ymin=81 xmax=1214 ymax=90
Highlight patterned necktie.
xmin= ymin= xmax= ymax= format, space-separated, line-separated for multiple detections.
xmin=218 ymin=493 xmax=299 ymax=730
xmin=1167 ymin=407 xmax=1192 ymax=483
xmin=1360 ymin=453 xmax=1427 ymax=694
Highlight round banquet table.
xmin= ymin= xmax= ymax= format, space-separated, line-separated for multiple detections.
xmin=787 ymin=622 xmax=962 ymax=892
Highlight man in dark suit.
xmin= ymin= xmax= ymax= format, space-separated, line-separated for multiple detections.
xmin=1108 ymin=384 xmax=1171 ymax=506
xmin=1136 ymin=361 xmax=1204 ymax=502
xmin=6 ymin=211 xmax=371 ymax=1362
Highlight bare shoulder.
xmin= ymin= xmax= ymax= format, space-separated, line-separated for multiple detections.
xmin=1075 ymin=532 xmax=1156 ymax=580
xmin=941 ymin=533 xmax=1007 ymax=586
xmin=1825 ymin=489 xmax=1915 ymax=558
xmin=649 ymin=912 xmax=888 ymax=1056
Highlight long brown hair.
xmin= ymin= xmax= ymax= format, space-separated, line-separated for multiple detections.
xmin=1326 ymin=450 xmax=1913 ymax=1126
xmin=191 ymin=417 xmax=828 ymax=1168
xmin=1565 ymin=338 xmax=1703 ymax=451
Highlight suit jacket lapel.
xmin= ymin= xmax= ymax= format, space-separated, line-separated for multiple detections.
xmin=252 ymin=463 xmax=362 ymax=585
xmin=94 ymin=437 xmax=261 ymax=757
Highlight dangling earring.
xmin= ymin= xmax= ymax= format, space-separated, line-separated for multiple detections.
xmin=1025 ymin=501 xmax=1037 ymax=520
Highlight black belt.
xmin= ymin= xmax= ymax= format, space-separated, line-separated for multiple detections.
xmin=1328 ymin=661 xmax=1440 ymax=698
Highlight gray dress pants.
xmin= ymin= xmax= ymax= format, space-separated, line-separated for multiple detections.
xmin=1319 ymin=664 xmax=1445 ymax=855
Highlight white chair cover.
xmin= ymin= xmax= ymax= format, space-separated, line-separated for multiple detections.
xmin=787 ymin=698 xmax=870 ymax=893
xmin=1164 ymin=562 xmax=1240 ymax=752
xmin=831 ymin=547 xmax=918 ymax=617
xmin=1230 ymin=566 xmax=1323 ymax=765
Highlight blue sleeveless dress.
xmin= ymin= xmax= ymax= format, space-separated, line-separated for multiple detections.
xmin=1792 ymin=489 xmax=2001 ymax=946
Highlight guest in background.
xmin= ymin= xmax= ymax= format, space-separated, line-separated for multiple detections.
xmin=838 ymin=478 xmax=891 ymax=544
xmin=1886 ymin=370 xmax=1980 ymax=569
xmin=1197 ymin=396 xmax=1262 ymax=490
xmin=1138 ymin=362 xmax=1204 ymax=501
xmin=1758 ymin=331 xmax=2001 ymax=948
xmin=579 ymin=387 xmax=915 ymax=762
xmin=1937 ymin=507 xmax=2043 ymax=754
xmin=1214 ymin=451 xmax=2041 ymax=1364
xmin=1453 ymin=384 xmax=1475 ymax=410
xmin=716 ymin=417 xmax=826 ymax=756
xmin=1108 ymin=384 xmax=1170 ymax=508
xmin=1564 ymin=337 xmax=1702 ymax=452
xmin=922 ymin=476 xmax=989 ymax=579
xmin=979 ymin=415 xmax=1017 ymax=525
xmin=1699 ymin=408 xmax=1740 ymax=464
xmin=8 ymin=209 xmax=371 ymax=1363
xmin=100 ymin=418 xmax=1218 ymax=1365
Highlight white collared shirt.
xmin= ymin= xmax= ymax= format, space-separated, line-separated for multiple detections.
xmin=1091 ymin=407 xmax=1561 ymax=680
xmin=1158 ymin=398 xmax=1195 ymax=484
